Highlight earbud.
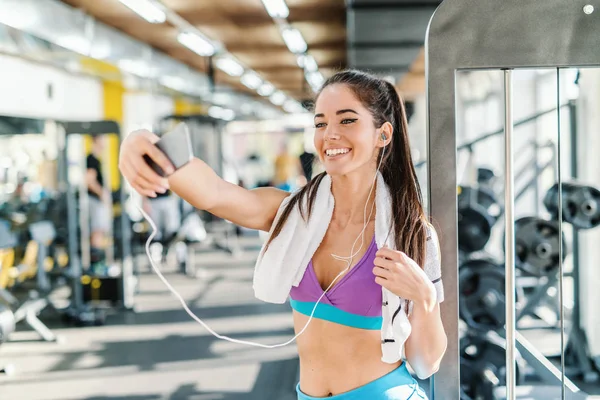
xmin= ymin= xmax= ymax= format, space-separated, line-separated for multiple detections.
xmin=381 ymin=133 xmax=387 ymax=141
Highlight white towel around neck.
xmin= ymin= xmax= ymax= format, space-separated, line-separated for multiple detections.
xmin=252 ymin=172 xmax=413 ymax=363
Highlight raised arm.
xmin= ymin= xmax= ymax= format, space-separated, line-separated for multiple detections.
xmin=118 ymin=129 xmax=289 ymax=232
xmin=168 ymin=158 xmax=289 ymax=231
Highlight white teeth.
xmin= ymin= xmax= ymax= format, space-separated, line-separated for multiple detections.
xmin=326 ymin=148 xmax=350 ymax=156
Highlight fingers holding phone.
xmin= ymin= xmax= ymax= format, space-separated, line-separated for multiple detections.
xmin=119 ymin=130 xmax=173 ymax=197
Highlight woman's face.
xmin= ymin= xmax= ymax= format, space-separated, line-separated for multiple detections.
xmin=313 ymin=84 xmax=380 ymax=177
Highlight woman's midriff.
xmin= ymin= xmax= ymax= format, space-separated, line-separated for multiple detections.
xmin=293 ymin=310 xmax=403 ymax=397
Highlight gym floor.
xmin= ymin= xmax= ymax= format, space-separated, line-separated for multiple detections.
xmin=0 ymin=236 xmax=304 ymax=400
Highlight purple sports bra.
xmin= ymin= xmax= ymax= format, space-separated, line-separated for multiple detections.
xmin=289 ymin=237 xmax=383 ymax=329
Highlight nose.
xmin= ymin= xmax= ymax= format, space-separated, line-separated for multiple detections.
xmin=323 ymin=125 xmax=340 ymax=141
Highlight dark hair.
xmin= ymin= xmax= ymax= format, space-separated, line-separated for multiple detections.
xmin=266 ymin=70 xmax=428 ymax=269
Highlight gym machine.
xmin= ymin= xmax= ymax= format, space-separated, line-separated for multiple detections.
xmin=3 ymin=221 xmax=59 ymax=341
xmin=0 ymin=119 xmax=63 ymax=345
xmin=56 ymin=120 xmax=135 ymax=325
xmin=426 ymin=0 xmax=600 ymax=398
xmin=0 ymin=216 xmax=61 ymax=376
xmin=0 ymin=221 xmax=17 ymax=375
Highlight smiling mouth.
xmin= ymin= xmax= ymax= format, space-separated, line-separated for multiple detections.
xmin=325 ymin=148 xmax=352 ymax=158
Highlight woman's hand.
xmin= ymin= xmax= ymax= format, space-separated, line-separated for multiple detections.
xmin=118 ymin=130 xmax=174 ymax=198
xmin=373 ymin=246 xmax=437 ymax=311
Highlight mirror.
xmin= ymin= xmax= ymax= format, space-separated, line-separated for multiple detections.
xmin=453 ymin=67 xmax=600 ymax=398
xmin=453 ymin=67 xmax=591 ymax=399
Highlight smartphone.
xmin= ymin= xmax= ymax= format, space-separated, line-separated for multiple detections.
xmin=143 ymin=122 xmax=194 ymax=177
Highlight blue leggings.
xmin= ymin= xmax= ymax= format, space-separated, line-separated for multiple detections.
xmin=296 ymin=363 xmax=428 ymax=400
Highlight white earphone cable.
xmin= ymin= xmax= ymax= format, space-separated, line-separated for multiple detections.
xmin=330 ymin=141 xmax=386 ymax=280
xmin=137 ymin=135 xmax=387 ymax=348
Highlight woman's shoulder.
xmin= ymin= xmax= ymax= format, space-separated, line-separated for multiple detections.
xmin=422 ymin=218 xmax=440 ymax=240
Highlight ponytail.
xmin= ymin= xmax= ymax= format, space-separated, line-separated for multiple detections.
xmin=379 ymin=80 xmax=428 ymax=268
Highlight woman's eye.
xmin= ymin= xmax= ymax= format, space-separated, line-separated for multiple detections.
xmin=315 ymin=122 xmax=326 ymax=128
xmin=341 ymin=119 xmax=357 ymax=124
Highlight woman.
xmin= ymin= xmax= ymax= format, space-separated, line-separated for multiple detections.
xmin=119 ymin=70 xmax=447 ymax=399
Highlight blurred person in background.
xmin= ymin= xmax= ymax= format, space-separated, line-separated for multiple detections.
xmin=142 ymin=189 xmax=180 ymax=243
xmin=242 ymin=153 xmax=273 ymax=188
xmin=273 ymin=141 xmax=301 ymax=191
xmin=299 ymin=148 xmax=316 ymax=181
xmin=37 ymin=150 xmax=58 ymax=198
xmin=86 ymin=136 xmax=111 ymax=250
xmin=6 ymin=173 xmax=29 ymax=209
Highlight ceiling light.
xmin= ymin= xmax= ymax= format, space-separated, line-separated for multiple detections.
xmin=178 ymin=32 xmax=215 ymax=56
xmin=283 ymin=99 xmax=304 ymax=113
xmin=209 ymin=106 xmax=235 ymax=121
xmin=208 ymin=106 xmax=222 ymax=119
xmin=281 ymin=27 xmax=307 ymax=54
xmin=221 ymin=109 xmax=236 ymax=121
xmin=119 ymin=0 xmax=166 ymax=24
xmin=215 ymin=56 xmax=244 ymax=77
xmin=118 ymin=59 xmax=155 ymax=78
xmin=260 ymin=0 xmax=289 ymax=19
xmin=160 ymin=76 xmax=187 ymax=91
xmin=241 ymin=72 xmax=263 ymax=90
xmin=269 ymin=91 xmax=286 ymax=106
xmin=89 ymin=42 xmax=112 ymax=60
xmin=56 ymin=36 xmax=90 ymax=55
xmin=302 ymin=55 xmax=318 ymax=72
xmin=306 ymin=71 xmax=325 ymax=91
xmin=212 ymin=93 xmax=233 ymax=106
xmin=296 ymin=55 xmax=306 ymax=68
xmin=257 ymin=82 xmax=275 ymax=97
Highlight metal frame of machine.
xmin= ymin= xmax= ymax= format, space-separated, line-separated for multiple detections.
xmin=425 ymin=0 xmax=600 ymax=398
xmin=57 ymin=120 xmax=135 ymax=323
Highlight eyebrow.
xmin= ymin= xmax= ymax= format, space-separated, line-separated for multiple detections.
xmin=314 ymin=109 xmax=359 ymax=119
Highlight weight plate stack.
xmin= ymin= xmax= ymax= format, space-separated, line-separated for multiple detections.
xmin=457 ymin=186 xmax=502 ymax=253
xmin=459 ymin=262 xmax=509 ymax=333
xmin=514 ymin=216 xmax=566 ymax=277
xmin=460 ymin=333 xmax=524 ymax=400
xmin=544 ymin=182 xmax=600 ymax=230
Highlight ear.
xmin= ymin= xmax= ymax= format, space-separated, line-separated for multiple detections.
xmin=378 ymin=121 xmax=393 ymax=147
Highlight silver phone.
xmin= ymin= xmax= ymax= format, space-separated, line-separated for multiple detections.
xmin=144 ymin=123 xmax=193 ymax=177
